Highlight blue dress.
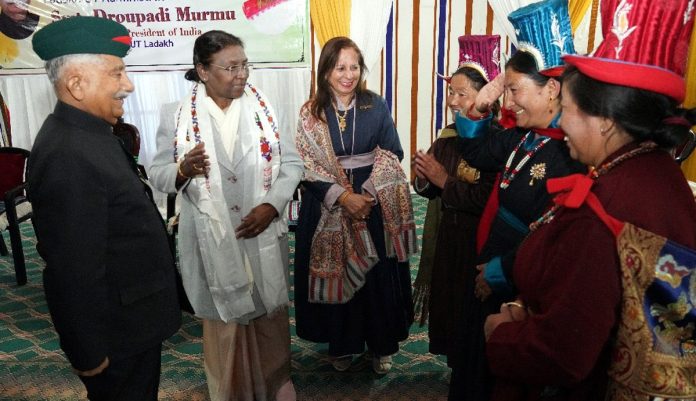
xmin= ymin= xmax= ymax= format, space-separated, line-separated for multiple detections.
xmin=294 ymin=92 xmax=414 ymax=357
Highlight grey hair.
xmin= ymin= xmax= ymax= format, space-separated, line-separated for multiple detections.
xmin=45 ymin=54 xmax=105 ymax=85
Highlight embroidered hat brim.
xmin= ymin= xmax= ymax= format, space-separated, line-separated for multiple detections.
xmin=563 ymin=55 xmax=686 ymax=103
xmin=32 ymin=16 xmax=131 ymax=61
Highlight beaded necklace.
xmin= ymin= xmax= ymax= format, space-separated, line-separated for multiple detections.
xmin=528 ymin=142 xmax=658 ymax=231
xmin=336 ymin=103 xmax=357 ymax=184
xmin=500 ymin=131 xmax=551 ymax=189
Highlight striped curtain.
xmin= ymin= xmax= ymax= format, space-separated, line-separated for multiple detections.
xmin=350 ymin=0 xmax=394 ymax=74
xmin=680 ymin=25 xmax=696 ymax=180
xmin=309 ymin=0 xmax=351 ymax=46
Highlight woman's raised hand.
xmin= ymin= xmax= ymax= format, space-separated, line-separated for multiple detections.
xmin=179 ymin=142 xmax=210 ymax=178
xmin=414 ymin=150 xmax=448 ymax=189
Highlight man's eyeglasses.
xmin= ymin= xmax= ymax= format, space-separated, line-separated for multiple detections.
xmin=209 ymin=63 xmax=253 ymax=76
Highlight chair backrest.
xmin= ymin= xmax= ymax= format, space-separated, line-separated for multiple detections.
xmin=0 ymin=147 xmax=29 ymax=197
xmin=0 ymin=91 xmax=11 ymax=147
xmin=113 ymin=121 xmax=141 ymax=159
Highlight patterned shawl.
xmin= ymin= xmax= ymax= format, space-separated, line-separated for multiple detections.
xmin=295 ymin=104 xmax=417 ymax=304
xmin=368 ymin=148 xmax=419 ymax=262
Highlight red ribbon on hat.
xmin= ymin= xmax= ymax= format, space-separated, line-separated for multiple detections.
xmin=112 ymin=35 xmax=132 ymax=46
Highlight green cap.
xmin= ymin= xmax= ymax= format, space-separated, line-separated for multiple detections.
xmin=32 ymin=16 xmax=131 ymax=61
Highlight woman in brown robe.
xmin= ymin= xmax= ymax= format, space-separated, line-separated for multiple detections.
xmin=413 ymin=65 xmax=497 ymax=397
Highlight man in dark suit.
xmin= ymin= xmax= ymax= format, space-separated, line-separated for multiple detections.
xmin=26 ymin=16 xmax=181 ymax=401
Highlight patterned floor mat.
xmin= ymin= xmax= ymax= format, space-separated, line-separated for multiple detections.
xmin=0 ymin=195 xmax=449 ymax=400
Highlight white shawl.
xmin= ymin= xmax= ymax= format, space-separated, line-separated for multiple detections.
xmin=173 ymin=82 xmax=286 ymax=322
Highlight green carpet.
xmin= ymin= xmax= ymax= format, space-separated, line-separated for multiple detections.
xmin=0 ymin=195 xmax=450 ymax=400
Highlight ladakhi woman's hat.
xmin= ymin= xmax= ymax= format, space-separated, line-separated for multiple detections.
xmin=507 ymin=0 xmax=576 ymax=77
xmin=458 ymin=34 xmax=502 ymax=82
xmin=564 ymin=0 xmax=695 ymax=103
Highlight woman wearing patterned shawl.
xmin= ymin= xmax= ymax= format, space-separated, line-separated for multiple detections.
xmin=293 ymin=36 xmax=417 ymax=375
xmin=149 ymin=31 xmax=302 ymax=401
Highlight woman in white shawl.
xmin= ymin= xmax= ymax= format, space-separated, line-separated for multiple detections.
xmin=149 ymin=31 xmax=303 ymax=401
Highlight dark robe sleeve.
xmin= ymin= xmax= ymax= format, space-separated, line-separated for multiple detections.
xmin=413 ymin=138 xmax=442 ymax=200
xmin=414 ymin=176 xmax=440 ymax=199
xmin=461 ymin=127 xmax=521 ymax=172
xmin=301 ymin=181 xmax=335 ymax=202
xmin=375 ymin=96 xmax=403 ymax=160
xmin=440 ymin=138 xmax=496 ymax=215
xmin=486 ymin=216 xmax=622 ymax=386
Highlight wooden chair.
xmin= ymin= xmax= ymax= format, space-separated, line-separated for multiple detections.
xmin=0 ymin=147 xmax=32 ymax=285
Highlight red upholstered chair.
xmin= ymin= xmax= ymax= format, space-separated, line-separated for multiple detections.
xmin=674 ymin=129 xmax=696 ymax=163
xmin=0 ymin=147 xmax=32 ymax=285
xmin=113 ymin=119 xmax=141 ymax=159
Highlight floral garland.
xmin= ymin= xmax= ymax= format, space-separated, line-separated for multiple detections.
xmin=173 ymin=84 xmax=209 ymax=190
xmin=248 ymin=83 xmax=280 ymax=162
xmin=172 ymin=84 xmax=200 ymax=161
xmin=173 ymin=83 xmax=280 ymax=170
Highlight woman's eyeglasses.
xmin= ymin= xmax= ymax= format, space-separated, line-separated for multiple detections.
xmin=209 ymin=63 xmax=253 ymax=76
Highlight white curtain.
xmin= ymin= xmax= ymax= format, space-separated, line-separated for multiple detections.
xmin=350 ymin=0 xmax=394 ymax=76
xmin=0 ymin=68 xmax=312 ymax=170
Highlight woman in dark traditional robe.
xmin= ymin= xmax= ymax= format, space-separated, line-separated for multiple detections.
xmin=293 ymin=36 xmax=415 ymax=375
xmin=412 ymin=65 xmax=496 ymax=393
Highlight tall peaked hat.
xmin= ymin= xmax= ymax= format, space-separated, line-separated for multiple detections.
xmin=564 ymin=0 xmax=695 ymax=102
xmin=507 ymin=0 xmax=576 ymax=76
xmin=458 ymin=35 xmax=502 ymax=82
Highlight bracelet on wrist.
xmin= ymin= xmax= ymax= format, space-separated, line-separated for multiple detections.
xmin=504 ymin=301 xmax=526 ymax=310
xmin=338 ymin=191 xmax=350 ymax=205
xmin=414 ymin=177 xmax=431 ymax=192
xmin=177 ymin=161 xmax=189 ymax=179
xmin=467 ymin=103 xmax=491 ymax=121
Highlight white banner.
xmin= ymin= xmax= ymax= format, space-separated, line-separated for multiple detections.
xmin=0 ymin=0 xmax=309 ymax=72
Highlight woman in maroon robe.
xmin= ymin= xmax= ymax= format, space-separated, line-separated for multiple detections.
xmin=484 ymin=56 xmax=696 ymax=401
